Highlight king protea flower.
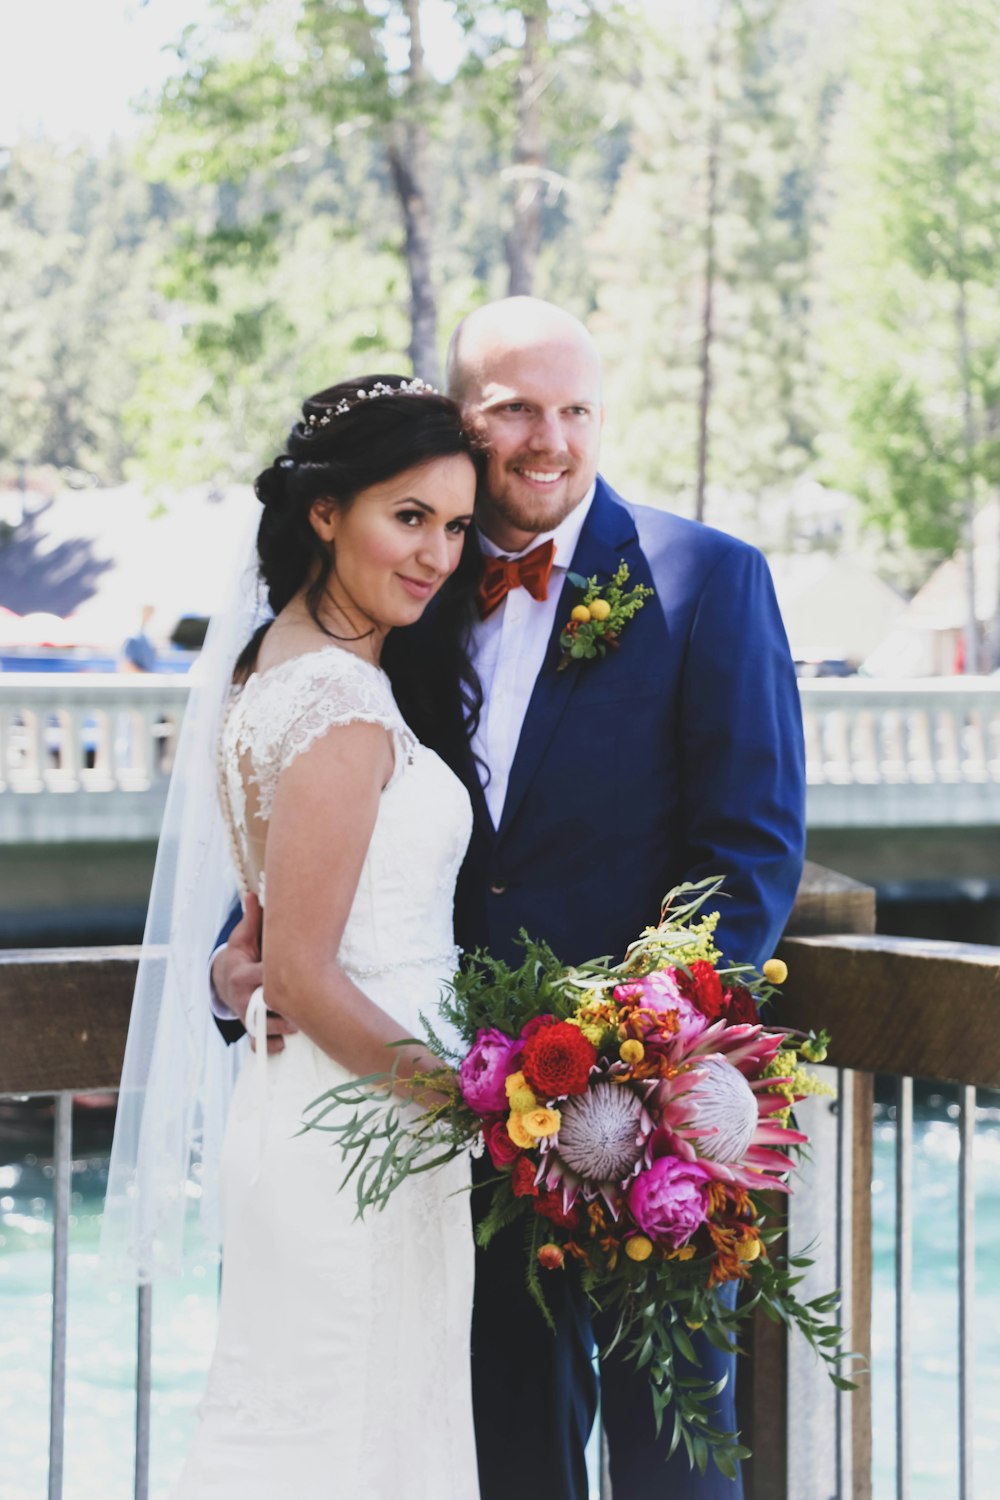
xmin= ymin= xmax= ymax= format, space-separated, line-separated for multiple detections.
xmin=644 ymin=1020 xmax=808 ymax=1193
xmin=540 ymin=1018 xmax=807 ymax=1215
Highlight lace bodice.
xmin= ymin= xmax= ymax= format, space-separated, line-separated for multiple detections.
xmin=218 ymin=645 xmax=472 ymax=982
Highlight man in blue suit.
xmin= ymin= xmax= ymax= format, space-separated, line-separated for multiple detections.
xmin=213 ymin=298 xmax=805 ymax=1498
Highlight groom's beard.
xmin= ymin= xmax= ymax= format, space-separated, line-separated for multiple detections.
xmin=483 ymin=450 xmax=587 ymax=538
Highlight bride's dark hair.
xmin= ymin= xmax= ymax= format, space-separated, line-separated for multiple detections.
xmin=233 ymin=375 xmax=484 ymax=742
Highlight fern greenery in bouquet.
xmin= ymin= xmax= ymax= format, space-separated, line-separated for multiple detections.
xmin=303 ymin=879 xmax=848 ymax=1479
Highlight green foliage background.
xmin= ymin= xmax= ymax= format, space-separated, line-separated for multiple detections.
xmin=4 ymin=0 xmax=1000 ymax=609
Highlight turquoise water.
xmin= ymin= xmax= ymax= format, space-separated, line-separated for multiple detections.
xmin=869 ymin=1091 xmax=1000 ymax=1497
xmin=1 ymin=1092 xmax=998 ymax=1499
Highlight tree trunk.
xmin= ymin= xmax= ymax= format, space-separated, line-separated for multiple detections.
xmin=694 ymin=15 xmax=723 ymax=526
xmin=953 ymin=278 xmax=979 ymax=673
xmin=387 ymin=0 xmax=439 ymax=385
xmin=946 ymin=86 xmax=979 ymax=674
xmin=505 ymin=7 xmax=547 ymax=297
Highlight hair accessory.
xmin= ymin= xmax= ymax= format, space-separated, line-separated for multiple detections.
xmin=306 ymin=377 xmax=438 ymax=428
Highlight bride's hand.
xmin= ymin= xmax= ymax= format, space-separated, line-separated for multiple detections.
xmin=213 ymin=894 xmax=299 ymax=1053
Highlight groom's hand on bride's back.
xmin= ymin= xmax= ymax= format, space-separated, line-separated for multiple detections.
xmin=212 ymin=894 xmax=299 ymax=1053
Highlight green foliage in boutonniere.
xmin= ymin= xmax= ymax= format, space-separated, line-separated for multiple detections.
xmin=557 ymin=561 xmax=653 ymax=670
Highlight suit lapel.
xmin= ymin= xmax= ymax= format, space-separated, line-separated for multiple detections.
xmin=497 ymin=480 xmax=642 ymax=838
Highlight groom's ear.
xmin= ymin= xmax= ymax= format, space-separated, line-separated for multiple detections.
xmin=308 ymin=497 xmax=339 ymax=543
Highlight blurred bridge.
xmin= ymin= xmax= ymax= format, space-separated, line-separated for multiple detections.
xmin=0 ymin=675 xmax=998 ymax=940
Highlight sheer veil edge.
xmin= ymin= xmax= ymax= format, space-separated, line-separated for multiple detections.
xmin=101 ymin=499 xmax=263 ymax=1282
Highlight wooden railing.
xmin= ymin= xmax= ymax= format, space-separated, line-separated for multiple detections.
xmin=1 ymin=864 xmax=998 ymax=1499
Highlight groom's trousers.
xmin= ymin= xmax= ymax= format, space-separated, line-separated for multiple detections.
xmin=469 ymin=1157 xmax=744 ymax=1500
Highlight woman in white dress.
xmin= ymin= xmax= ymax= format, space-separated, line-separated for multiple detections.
xmin=111 ymin=377 xmax=484 ymax=1498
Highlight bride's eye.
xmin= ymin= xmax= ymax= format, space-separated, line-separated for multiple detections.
xmin=446 ymin=520 xmax=471 ymax=535
xmin=397 ymin=509 xmax=424 ymax=527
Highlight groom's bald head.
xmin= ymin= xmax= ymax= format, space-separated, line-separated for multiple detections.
xmin=445 ymin=297 xmax=602 ymax=405
xmin=445 ymin=298 xmax=604 ymax=551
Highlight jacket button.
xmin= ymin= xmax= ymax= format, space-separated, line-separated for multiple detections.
xmin=489 ymin=882 xmax=507 ymax=896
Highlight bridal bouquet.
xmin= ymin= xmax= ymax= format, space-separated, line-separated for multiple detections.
xmin=304 ymin=879 xmax=847 ymax=1478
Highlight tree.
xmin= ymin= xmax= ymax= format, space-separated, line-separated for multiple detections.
xmin=0 ymin=140 xmax=172 ymax=481
xmin=820 ymin=0 xmax=1000 ymax=669
xmin=452 ymin=0 xmax=636 ymax=300
xmin=148 ymin=0 xmax=444 ymax=383
xmin=594 ymin=0 xmax=833 ymax=521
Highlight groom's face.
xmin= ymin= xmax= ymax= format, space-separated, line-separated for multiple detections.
xmin=462 ymin=336 xmax=604 ymax=551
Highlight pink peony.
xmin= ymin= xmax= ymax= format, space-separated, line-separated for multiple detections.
xmin=626 ymin=1156 xmax=712 ymax=1248
xmin=459 ymin=1028 xmax=520 ymax=1117
xmin=614 ymin=970 xmax=709 ymax=1048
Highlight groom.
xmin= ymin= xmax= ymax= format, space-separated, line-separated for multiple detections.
xmin=214 ymin=298 xmax=805 ymax=1499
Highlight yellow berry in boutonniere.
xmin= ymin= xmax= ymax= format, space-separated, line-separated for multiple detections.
xmin=684 ymin=1318 xmax=704 ymax=1331
xmin=762 ymin=958 xmax=788 ymax=985
xmin=737 ymin=1236 xmax=762 ymax=1262
xmin=588 ymin=598 xmax=611 ymax=621
xmin=506 ymin=1113 xmax=534 ymax=1149
xmin=570 ymin=604 xmax=591 ymax=624
xmin=619 ymin=1039 xmax=645 ymax=1066
xmin=625 ymin=1234 xmax=654 ymax=1262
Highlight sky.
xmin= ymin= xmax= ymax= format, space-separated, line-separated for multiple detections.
xmin=0 ymin=0 xmax=467 ymax=147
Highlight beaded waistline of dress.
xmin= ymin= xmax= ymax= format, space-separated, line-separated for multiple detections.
xmin=341 ymin=948 xmax=460 ymax=981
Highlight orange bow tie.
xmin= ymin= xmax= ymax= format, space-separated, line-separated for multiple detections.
xmin=478 ymin=539 xmax=556 ymax=619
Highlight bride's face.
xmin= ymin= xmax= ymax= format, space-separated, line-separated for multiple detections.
xmin=310 ymin=453 xmax=477 ymax=630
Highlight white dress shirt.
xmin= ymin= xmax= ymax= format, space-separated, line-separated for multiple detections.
xmin=469 ymin=483 xmax=596 ymax=828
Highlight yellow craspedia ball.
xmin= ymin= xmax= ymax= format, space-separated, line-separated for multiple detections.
xmin=762 ymin=958 xmax=788 ymax=985
xmin=619 ymin=1039 xmax=645 ymax=1066
xmin=625 ymin=1235 xmax=654 ymax=1263
xmin=571 ymin=604 xmax=591 ymax=623
xmin=737 ymin=1236 xmax=762 ymax=1262
xmin=684 ymin=1318 xmax=704 ymax=1331
xmin=588 ymin=598 xmax=612 ymax=621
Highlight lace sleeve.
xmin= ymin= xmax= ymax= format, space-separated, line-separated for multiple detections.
xmin=252 ymin=649 xmax=416 ymax=821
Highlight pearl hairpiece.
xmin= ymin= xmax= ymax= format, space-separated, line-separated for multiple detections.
xmin=306 ymin=377 xmax=438 ymax=428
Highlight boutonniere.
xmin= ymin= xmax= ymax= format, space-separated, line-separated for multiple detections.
xmin=557 ymin=561 xmax=653 ymax=670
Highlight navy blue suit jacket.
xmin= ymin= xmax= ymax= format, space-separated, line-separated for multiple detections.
xmin=438 ymin=476 xmax=805 ymax=972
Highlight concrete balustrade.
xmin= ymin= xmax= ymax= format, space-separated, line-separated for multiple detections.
xmin=800 ymin=677 xmax=1000 ymax=828
xmin=1 ymin=675 xmax=999 ymax=843
xmin=0 ymin=675 xmax=189 ymax=842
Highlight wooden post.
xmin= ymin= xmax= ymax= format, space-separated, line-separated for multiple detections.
xmin=739 ymin=862 xmax=875 ymax=1500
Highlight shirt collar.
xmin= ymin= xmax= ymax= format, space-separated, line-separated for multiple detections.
xmin=476 ymin=482 xmax=597 ymax=567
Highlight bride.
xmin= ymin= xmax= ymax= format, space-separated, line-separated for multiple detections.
xmin=104 ymin=376 xmax=483 ymax=1498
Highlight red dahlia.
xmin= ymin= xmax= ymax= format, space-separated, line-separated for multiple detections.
xmin=522 ymin=1021 xmax=597 ymax=1099
xmin=724 ymin=985 xmax=758 ymax=1026
xmin=677 ymin=960 xmax=726 ymax=1020
xmin=533 ymin=1189 xmax=581 ymax=1232
xmin=521 ymin=1013 xmax=558 ymax=1040
xmin=512 ymin=1155 xmax=540 ymax=1197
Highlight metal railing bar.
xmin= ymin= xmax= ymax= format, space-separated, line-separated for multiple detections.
xmin=895 ymin=1076 xmax=913 ymax=1500
xmin=47 ymin=1091 xmax=72 ymax=1500
xmin=958 ymin=1084 xmax=976 ymax=1500
xmin=135 ymin=1283 xmax=153 ymax=1500
xmin=835 ymin=1066 xmax=854 ymax=1499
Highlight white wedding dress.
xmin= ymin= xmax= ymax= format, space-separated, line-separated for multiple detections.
xmin=172 ymin=645 xmax=480 ymax=1499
